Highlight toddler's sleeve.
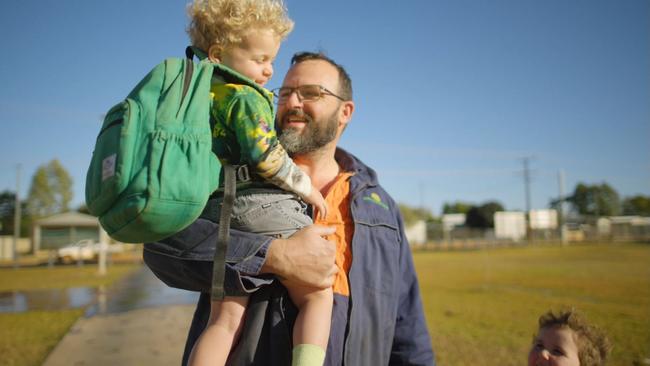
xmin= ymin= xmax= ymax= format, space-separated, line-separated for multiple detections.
xmin=225 ymin=88 xmax=313 ymax=199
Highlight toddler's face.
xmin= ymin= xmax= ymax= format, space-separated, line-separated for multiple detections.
xmin=528 ymin=326 xmax=580 ymax=366
xmin=218 ymin=28 xmax=280 ymax=87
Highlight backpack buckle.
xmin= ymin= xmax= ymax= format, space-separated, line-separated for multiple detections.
xmin=235 ymin=165 xmax=251 ymax=183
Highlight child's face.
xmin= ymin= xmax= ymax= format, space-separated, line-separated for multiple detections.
xmin=217 ymin=28 xmax=280 ymax=87
xmin=528 ymin=326 xmax=580 ymax=366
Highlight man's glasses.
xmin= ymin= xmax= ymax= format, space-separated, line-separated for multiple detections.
xmin=272 ymin=84 xmax=345 ymax=104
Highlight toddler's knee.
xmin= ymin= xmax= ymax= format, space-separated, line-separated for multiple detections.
xmin=208 ymin=299 xmax=246 ymax=336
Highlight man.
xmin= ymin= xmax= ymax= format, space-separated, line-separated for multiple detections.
xmin=143 ymin=52 xmax=435 ymax=365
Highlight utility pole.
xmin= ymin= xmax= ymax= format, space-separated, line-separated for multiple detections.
xmin=13 ymin=164 xmax=21 ymax=268
xmin=558 ymin=170 xmax=567 ymax=244
xmin=418 ymin=181 xmax=430 ymax=245
xmin=98 ymin=229 xmax=109 ymax=276
xmin=521 ymin=157 xmax=533 ymax=243
xmin=419 ymin=181 xmax=425 ymax=210
xmin=523 ymin=158 xmax=532 ymax=214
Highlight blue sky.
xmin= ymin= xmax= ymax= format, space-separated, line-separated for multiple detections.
xmin=1 ymin=0 xmax=648 ymax=215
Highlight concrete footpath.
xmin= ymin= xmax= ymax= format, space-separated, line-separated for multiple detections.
xmin=43 ymin=305 xmax=195 ymax=366
xmin=42 ymin=266 xmax=200 ymax=366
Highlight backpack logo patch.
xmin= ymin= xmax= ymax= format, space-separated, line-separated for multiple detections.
xmin=101 ymin=154 xmax=116 ymax=181
xmin=363 ymin=192 xmax=389 ymax=210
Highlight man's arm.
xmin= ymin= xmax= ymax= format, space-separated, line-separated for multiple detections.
xmin=145 ymin=219 xmax=336 ymax=292
xmin=226 ymin=224 xmax=337 ymax=292
xmin=389 ymin=215 xmax=435 ymax=366
xmin=260 ymin=225 xmax=337 ymax=288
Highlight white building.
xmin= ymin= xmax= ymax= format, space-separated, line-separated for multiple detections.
xmin=529 ymin=209 xmax=558 ymax=230
xmin=442 ymin=214 xmax=466 ymax=231
xmin=494 ymin=211 xmax=526 ymax=241
xmin=33 ymin=212 xmax=108 ymax=252
xmin=597 ymin=216 xmax=650 ymax=240
xmin=405 ymin=220 xmax=427 ymax=245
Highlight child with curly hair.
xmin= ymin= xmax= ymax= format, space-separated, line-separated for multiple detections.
xmin=184 ymin=1 xmax=330 ymax=365
xmin=528 ymin=309 xmax=611 ymax=366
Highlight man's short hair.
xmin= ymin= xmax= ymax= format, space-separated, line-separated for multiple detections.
xmin=290 ymin=52 xmax=353 ymax=101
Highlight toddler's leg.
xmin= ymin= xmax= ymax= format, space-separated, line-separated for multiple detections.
xmin=285 ymin=284 xmax=333 ymax=366
xmin=187 ymin=296 xmax=248 ymax=366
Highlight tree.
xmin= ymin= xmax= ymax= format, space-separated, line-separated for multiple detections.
xmin=26 ymin=159 xmax=73 ymax=218
xmin=622 ymin=195 xmax=650 ymax=216
xmin=0 ymin=191 xmax=15 ymax=235
xmin=465 ymin=201 xmax=504 ymax=229
xmin=442 ymin=201 xmax=473 ymax=214
xmin=0 ymin=190 xmax=31 ymax=236
xmin=568 ymin=182 xmax=620 ymax=217
xmin=398 ymin=204 xmax=434 ymax=226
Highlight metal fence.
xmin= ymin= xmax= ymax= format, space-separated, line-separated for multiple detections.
xmin=414 ymin=220 xmax=650 ymax=250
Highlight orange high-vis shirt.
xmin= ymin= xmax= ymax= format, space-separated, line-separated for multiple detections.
xmin=314 ymin=172 xmax=355 ymax=296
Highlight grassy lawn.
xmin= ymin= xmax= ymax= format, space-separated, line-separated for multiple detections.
xmin=2 ymin=245 xmax=648 ymax=365
xmin=414 ymin=243 xmax=650 ymax=365
xmin=0 ymin=264 xmax=141 ymax=366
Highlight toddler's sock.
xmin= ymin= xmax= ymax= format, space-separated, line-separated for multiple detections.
xmin=291 ymin=344 xmax=326 ymax=366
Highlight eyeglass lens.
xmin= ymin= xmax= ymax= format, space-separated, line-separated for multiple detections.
xmin=277 ymin=85 xmax=322 ymax=102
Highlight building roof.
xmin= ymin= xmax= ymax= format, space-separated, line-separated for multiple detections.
xmin=35 ymin=212 xmax=99 ymax=227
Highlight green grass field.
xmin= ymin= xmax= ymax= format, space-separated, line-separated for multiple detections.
xmin=414 ymin=243 xmax=650 ymax=365
xmin=0 ymin=264 xmax=140 ymax=366
xmin=1 ymin=245 xmax=648 ymax=365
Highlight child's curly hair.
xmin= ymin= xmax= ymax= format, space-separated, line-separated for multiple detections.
xmin=536 ymin=310 xmax=611 ymax=366
xmin=187 ymin=0 xmax=293 ymax=54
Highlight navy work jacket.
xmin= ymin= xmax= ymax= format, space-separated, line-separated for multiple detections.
xmin=143 ymin=148 xmax=435 ymax=365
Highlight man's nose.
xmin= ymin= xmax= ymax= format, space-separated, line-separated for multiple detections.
xmin=284 ymin=89 xmax=303 ymax=109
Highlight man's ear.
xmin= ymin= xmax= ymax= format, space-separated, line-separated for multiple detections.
xmin=207 ymin=45 xmax=221 ymax=63
xmin=339 ymin=100 xmax=355 ymax=129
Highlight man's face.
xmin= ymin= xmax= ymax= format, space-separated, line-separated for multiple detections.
xmin=276 ymin=60 xmax=343 ymax=155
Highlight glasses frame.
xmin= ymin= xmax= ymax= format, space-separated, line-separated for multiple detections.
xmin=272 ymin=84 xmax=346 ymax=104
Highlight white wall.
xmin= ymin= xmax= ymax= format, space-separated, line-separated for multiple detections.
xmin=494 ymin=212 xmax=526 ymax=241
xmin=529 ymin=209 xmax=558 ymax=230
xmin=405 ymin=220 xmax=427 ymax=245
xmin=0 ymin=236 xmax=32 ymax=260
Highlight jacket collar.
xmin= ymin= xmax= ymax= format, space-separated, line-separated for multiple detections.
xmin=335 ymin=147 xmax=378 ymax=190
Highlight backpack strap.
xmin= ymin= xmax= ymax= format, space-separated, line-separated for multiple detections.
xmin=211 ymin=164 xmax=236 ymax=300
xmin=186 ymin=46 xmax=208 ymax=61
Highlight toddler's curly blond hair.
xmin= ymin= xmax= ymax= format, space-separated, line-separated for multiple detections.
xmin=535 ymin=310 xmax=611 ymax=366
xmin=187 ymin=0 xmax=293 ymax=55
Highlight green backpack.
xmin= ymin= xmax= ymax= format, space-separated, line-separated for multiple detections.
xmin=85 ymin=48 xmax=220 ymax=243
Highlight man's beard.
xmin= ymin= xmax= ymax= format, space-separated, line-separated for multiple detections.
xmin=278 ymin=109 xmax=338 ymax=155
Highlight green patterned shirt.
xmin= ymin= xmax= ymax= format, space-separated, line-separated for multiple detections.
xmin=210 ymin=63 xmax=312 ymax=198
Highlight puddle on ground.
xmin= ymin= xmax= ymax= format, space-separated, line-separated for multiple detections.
xmin=0 ymin=266 xmax=200 ymax=315
xmin=0 ymin=287 xmax=98 ymax=312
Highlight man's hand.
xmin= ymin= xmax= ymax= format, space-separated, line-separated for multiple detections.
xmin=262 ymin=225 xmax=337 ymax=289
